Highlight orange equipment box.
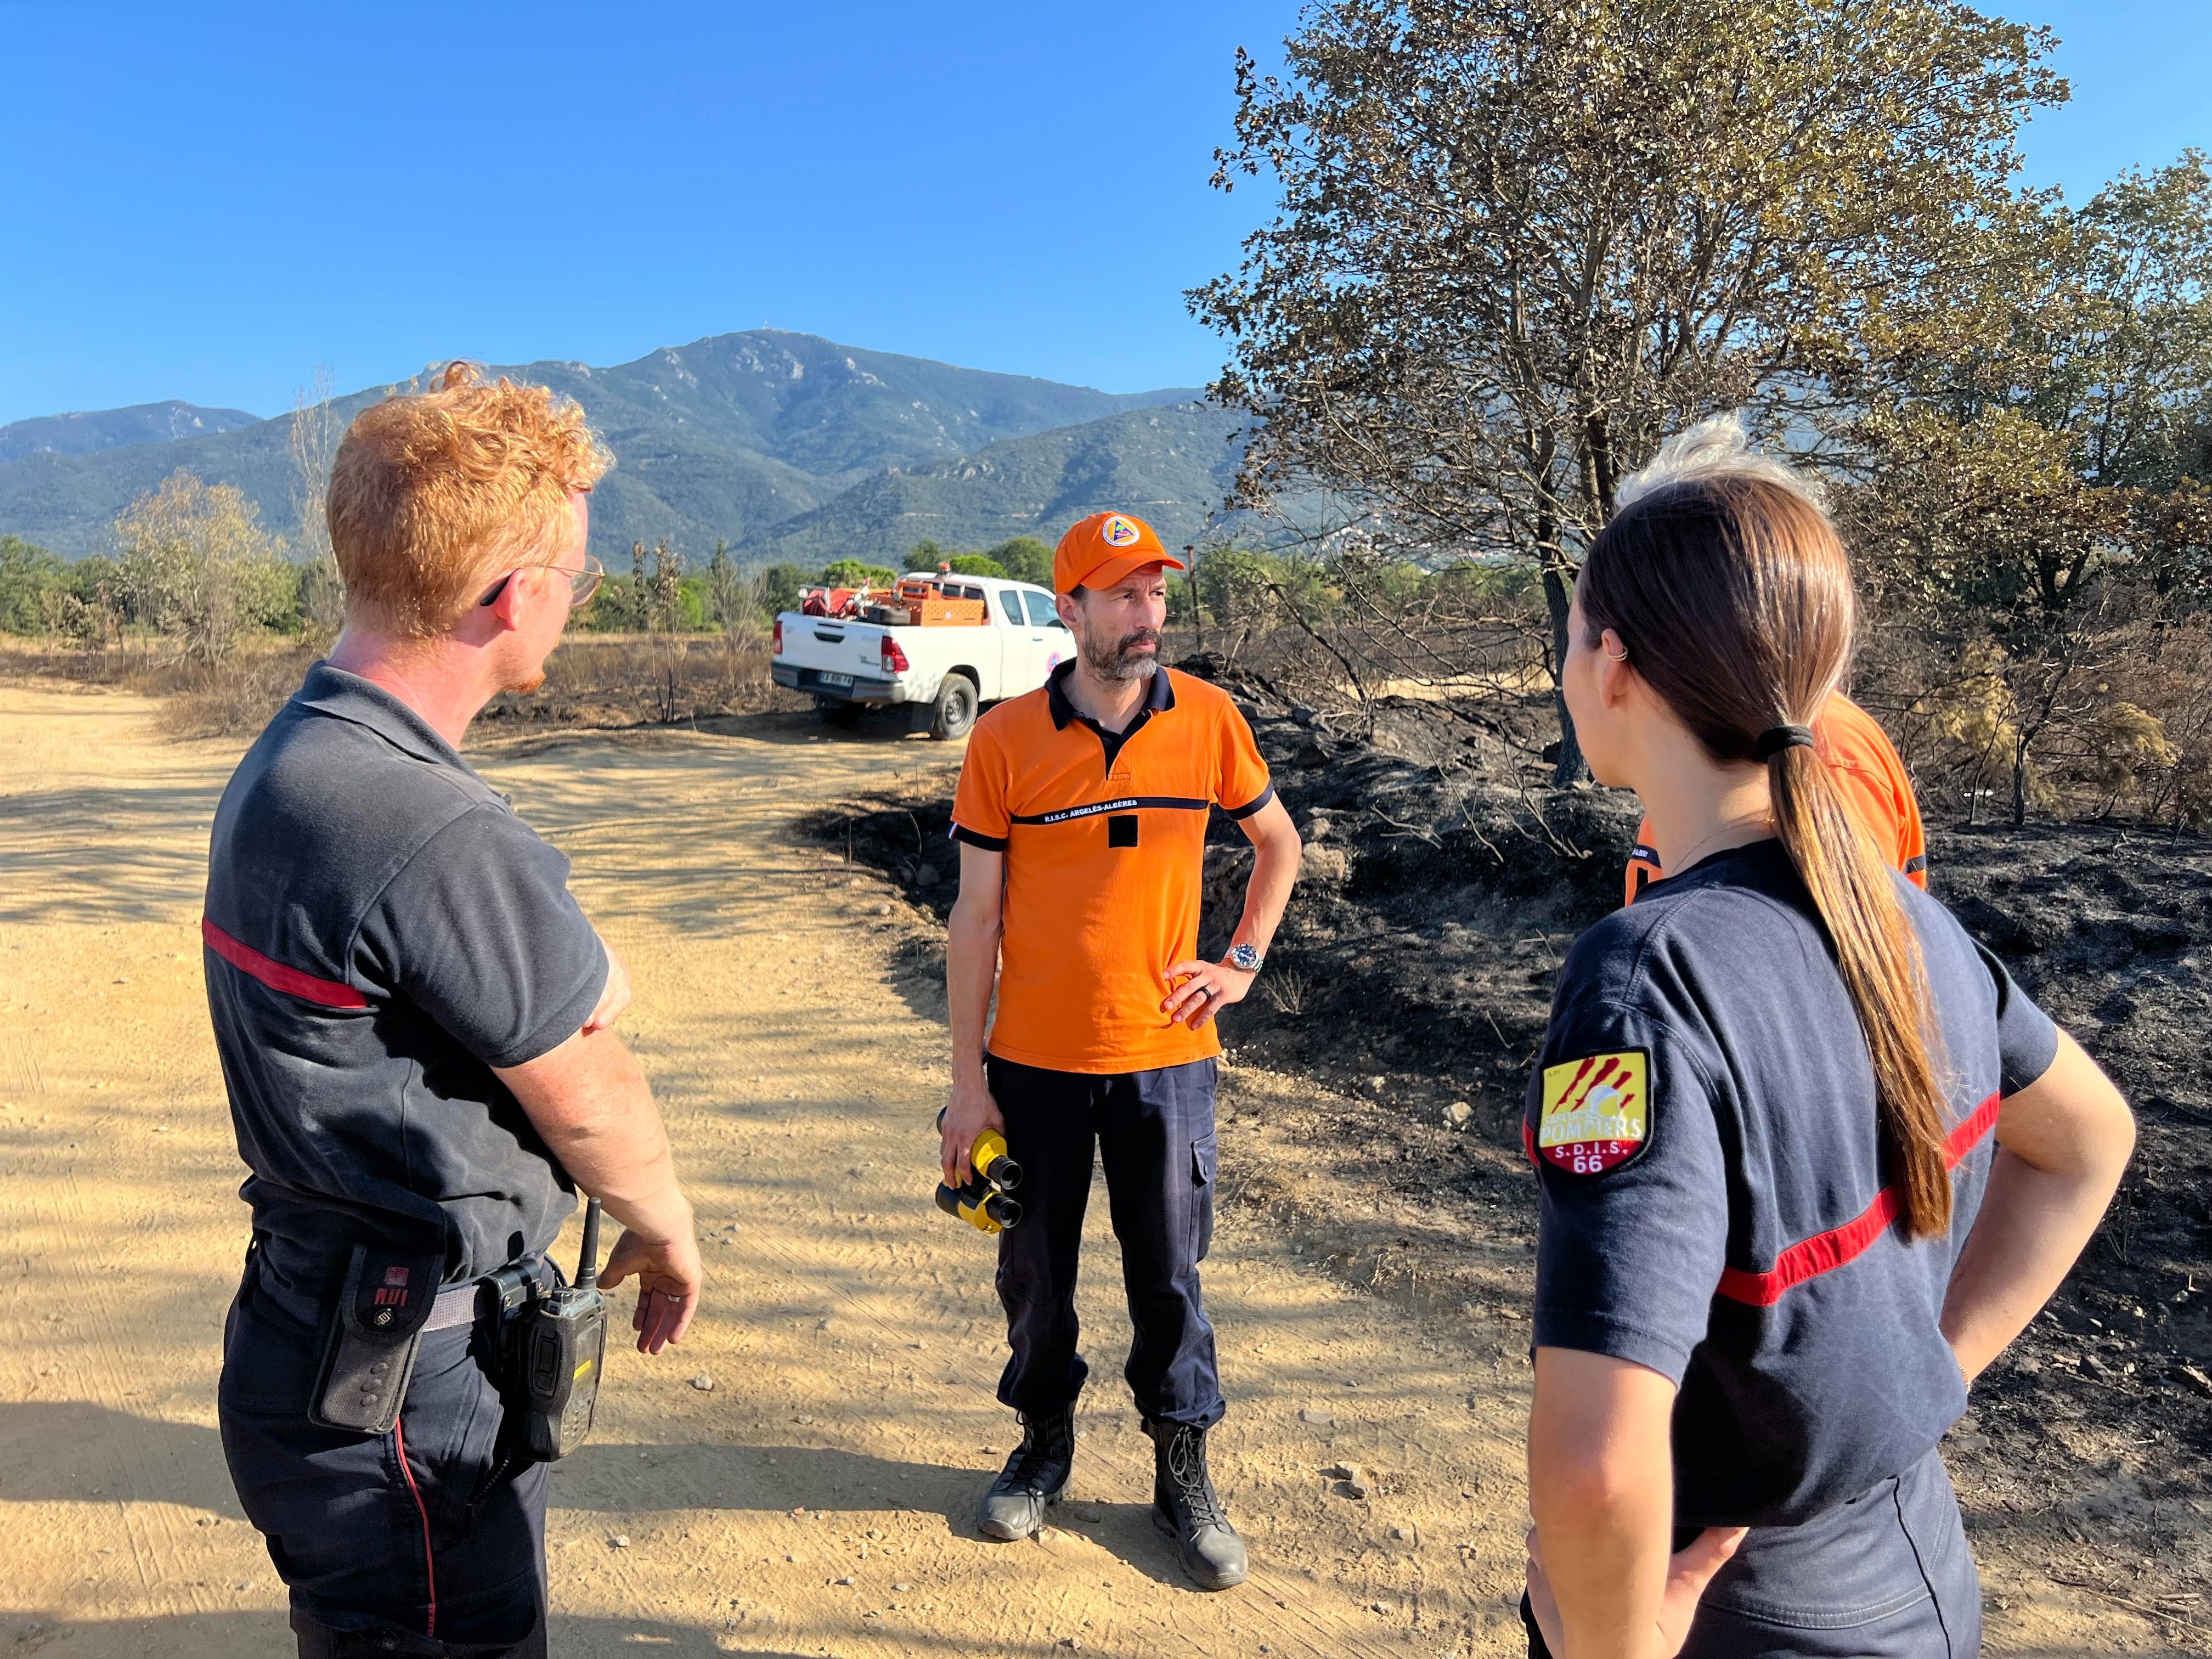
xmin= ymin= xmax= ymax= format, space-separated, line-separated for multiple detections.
xmin=916 ymin=598 xmax=988 ymax=626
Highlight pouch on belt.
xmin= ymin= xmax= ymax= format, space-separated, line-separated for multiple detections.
xmin=308 ymin=1241 xmax=447 ymax=1434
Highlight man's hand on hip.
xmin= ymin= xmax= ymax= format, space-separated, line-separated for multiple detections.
xmin=601 ymin=1222 xmax=702 ymax=1355
xmin=941 ymin=1075 xmax=1006 ymax=1188
xmin=1163 ymin=959 xmax=1256 ymax=1030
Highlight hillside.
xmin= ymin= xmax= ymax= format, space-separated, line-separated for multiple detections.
xmin=0 ymin=331 xmax=1204 ymax=561
xmin=734 ymin=402 xmax=1249 ymax=568
xmin=0 ymin=401 xmax=259 ymax=465
xmin=507 ymin=333 xmax=1200 ymax=487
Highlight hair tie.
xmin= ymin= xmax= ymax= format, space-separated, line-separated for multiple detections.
xmin=1754 ymin=724 xmax=1815 ymax=760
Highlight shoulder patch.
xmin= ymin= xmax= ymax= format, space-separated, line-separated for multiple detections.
xmin=1537 ymin=1049 xmax=1650 ymax=1176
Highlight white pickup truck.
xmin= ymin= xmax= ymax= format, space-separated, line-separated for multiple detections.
xmin=770 ymin=573 xmax=1073 ymax=740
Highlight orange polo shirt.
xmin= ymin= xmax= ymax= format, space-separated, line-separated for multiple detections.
xmin=1625 ymin=692 xmax=1928 ymax=905
xmin=952 ymin=663 xmax=1274 ymax=1074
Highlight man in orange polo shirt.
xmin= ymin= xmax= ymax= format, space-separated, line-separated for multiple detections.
xmin=941 ymin=510 xmax=1302 ymax=1590
xmin=1623 ymin=691 xmax=1928 ymax=904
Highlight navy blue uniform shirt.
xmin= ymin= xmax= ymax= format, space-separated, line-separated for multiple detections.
xmin=1525 ymin=839 xmax=2057 ymax=1527
xmin=203 ymin=663 xmax=607 ymax=1301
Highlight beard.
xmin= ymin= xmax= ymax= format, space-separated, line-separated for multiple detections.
xmin=1080 ymin=622 xmax=1160 ymax=682
xmin=505 ymin=668 xmax=548 ymax=695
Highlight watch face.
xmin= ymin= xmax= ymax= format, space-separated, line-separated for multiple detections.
xmin=1230 ymin=945 xmax=1261 ymax=971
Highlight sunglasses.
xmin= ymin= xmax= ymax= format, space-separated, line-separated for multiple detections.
xmin=479 ymin=552 xmax=605 ymax=610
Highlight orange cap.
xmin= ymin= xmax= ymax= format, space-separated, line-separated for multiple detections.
xmin=1053 ymin=511 xmax=1187 ymax=595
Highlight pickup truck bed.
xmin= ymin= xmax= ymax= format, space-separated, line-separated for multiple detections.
xmin=771 ymin=573 xmax=1073 ymax=739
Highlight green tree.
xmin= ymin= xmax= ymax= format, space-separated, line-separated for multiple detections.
xmin=755 ymin=562 xmax=809 ymax=617
xmin=0 ymin=535 xmax=68 ymax=635
xmin=705 ymin=538 xmax=748 ymax=630
xmin=945 ymin=553 xmax=1007 ymax=578
xmin=820 ymin=558 xmax=896 ymax=588
xmin=1194 ymin=549 xmax=1280 ymax=629
xmin=984 ymin=537 xmax=1053 ymax=586
xmin=1195 ymin=549 xmax=1338 ymax=630
xmin=1192 ymin=0 xmax=2062 ymax=778
xmin=676 ymin=574 xmax=711 ymax=630
xmin=573 ymin=573 xmax=637 ymax=633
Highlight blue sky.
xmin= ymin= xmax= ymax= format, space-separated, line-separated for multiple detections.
xmin=1 ymin=1 xmax=2203 ymax=427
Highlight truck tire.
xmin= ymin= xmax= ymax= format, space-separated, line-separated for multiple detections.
xmin=927 ymin=673 xmax=979 ymax=741
xmin=816 ymin=697 xmax=865 ymax=728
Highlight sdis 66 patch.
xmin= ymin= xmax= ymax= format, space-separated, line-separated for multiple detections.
xmin=1538 ymin=1049 xmax=1649 ymax=1175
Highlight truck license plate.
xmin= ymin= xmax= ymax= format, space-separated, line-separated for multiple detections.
xmin=819 ymin=672 xmax=854 ymax=688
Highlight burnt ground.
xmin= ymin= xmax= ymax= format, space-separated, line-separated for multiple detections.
xmin=803 ymin=664 xmax=2212 ymax=1647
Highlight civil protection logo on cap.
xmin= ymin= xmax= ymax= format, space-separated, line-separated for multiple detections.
xmin=1101 ymin=515 xmax=1143 ymax=548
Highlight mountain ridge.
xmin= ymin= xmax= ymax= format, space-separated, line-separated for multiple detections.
xmin=733 ymin=401 xmax=1246 ymax=568
xmin=0 ymin=401 xmax=261 ymax=466
xmin=0 ymin=330 xmax=1214 ymax=565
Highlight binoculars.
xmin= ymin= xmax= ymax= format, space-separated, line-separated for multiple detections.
xmin=934 ymin=1108 xmax=1024 ymax=1234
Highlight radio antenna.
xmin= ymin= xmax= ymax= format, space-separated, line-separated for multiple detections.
xmin=575 ymin=1196 xmax=602 ymax=1290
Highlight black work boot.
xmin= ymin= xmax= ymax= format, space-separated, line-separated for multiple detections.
xmin=976 ymin=1403 xmax=1075 ymax=1541
xmin=1147 ymin=1418 xmax=1248 ymax=1590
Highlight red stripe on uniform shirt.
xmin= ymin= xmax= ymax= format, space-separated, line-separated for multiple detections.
xmin=201 ymin=917 xmax=368 ymax=1009
xmin=1716 ymin=1091 xmax=2001 ymax=1306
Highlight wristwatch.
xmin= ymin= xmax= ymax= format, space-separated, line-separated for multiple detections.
xmin=1227 ymin=943 xmax=1264 ymax=974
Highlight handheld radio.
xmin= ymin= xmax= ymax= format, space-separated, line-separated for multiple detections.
xmin=518 ymin=1196 xmax=608 ymax=1462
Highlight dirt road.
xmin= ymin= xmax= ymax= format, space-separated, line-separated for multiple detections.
xmin=0 ymin=681 xmax=1537 ymax=1658
xmin=0 ymin=680 xmax=2174 ymax=1657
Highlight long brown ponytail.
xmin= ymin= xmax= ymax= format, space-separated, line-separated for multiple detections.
xmin=1580 ymin=422 xmax=1953 ymax=1237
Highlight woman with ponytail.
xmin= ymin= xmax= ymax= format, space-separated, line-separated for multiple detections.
xmin=1516 ymin=420 xmax=2136 ymax=1659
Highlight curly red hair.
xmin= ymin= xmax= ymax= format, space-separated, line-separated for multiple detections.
xmin=328 ymin=362 xmax=612 ymax=637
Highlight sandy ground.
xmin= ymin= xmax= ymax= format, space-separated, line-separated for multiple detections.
xmin=0 ymin=679 xmax=2176 ymax=1657
xmin=0 ymin=681 xmax=1533 ymax=1658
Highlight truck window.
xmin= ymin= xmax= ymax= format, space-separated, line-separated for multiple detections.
xmin=1024 ymin=590 xmax=1064 ymax=629
xmin=997 ymin=591 xmax=1024 ymax=626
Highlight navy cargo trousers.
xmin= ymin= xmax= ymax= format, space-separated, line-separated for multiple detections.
xmin=988 ymin=1054 xmax=1224 ymax=1429
xmin=218 ymin=1249 xmax=549 ymax=1657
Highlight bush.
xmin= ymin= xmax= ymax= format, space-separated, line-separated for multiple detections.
xmin=944 ymin=554 xmax=1006 ymax=578
xmin=114 ymin=470 xmax=295 ymax=664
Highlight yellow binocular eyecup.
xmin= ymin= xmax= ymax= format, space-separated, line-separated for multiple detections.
xmin=935 ymin=1180 xmax=1023 ymax=1234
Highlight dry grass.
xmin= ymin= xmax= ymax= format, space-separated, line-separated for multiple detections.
xmin=478 ymin=628 xmax=803 ymax=731
xmin=0 ymin=634 xmax=320 ymax=737
xmin=0 ymin=625 xmax=799 ymax=740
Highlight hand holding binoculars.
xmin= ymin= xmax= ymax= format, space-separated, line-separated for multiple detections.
xmin=934 ymin=1108 xmax=1024 ymax=1233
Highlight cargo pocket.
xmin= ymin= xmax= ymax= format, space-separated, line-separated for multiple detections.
xmin=1190 ymin=1134 xmax=1218 ymax=1265
xmin=403 ymin=1325 xmax=507 ymax=1533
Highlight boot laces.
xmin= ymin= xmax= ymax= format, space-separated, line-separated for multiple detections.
xmin=1166 ymin=1425 xmax=1228 ymax=1529
xmin=1004 ymin=1410 xmax=1071 ymax=1493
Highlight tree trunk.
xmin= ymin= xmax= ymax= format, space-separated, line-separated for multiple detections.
xmin=2012 ymin=731 xmax=2029 ymax=827
xmin=1543 ymin=560 xmax=1585 ymax=785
